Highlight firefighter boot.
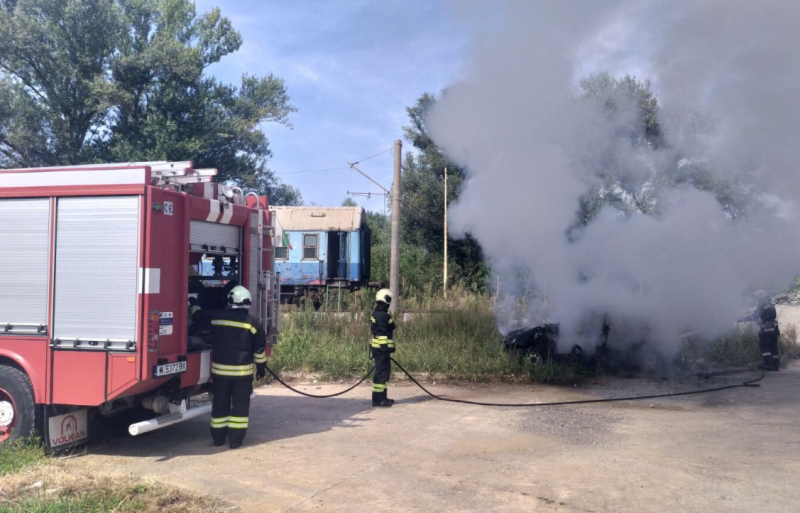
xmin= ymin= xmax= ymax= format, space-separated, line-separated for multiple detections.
xmin=210 ymin=428 xmax=227 ymax=447
xmin=773 ymin=355 xmax=781 ymax=371
xmin=229 ymin=429 xmax=246 ymax=449
xmin=372 ymin=391 xmax=393 ymax=407
xmin=762 ymin=353 xmax=773 ymax=371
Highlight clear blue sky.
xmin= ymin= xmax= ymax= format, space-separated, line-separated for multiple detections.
xmin=194 ymin=0 xmax=473 ymax=212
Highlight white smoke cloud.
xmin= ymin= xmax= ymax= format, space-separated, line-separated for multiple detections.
xmin=429 ymin=0 xmax=800 ymax=356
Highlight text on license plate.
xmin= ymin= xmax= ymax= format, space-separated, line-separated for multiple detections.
xmin=154 ymin=361 xmax=187 ymax=377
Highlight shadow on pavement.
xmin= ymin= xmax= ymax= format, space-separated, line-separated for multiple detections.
xmin=84 ymin=393 xmax=375 ymax=461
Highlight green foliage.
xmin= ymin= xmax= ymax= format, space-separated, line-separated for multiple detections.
xmin=0 ymin=489 xmax=143 ymax=513
xmin=373 ymin=92 xmax=489 ymax=294
xmin=697 ymin=322 xmax=800 ymax=367
xmin=272 ymin=289 xmax=585 ymax=383
xmin=0 ymin=0 xmax=300 ymax=204
xmin=573 ymin=72 xmax=749 ymax=228
xmin=341 ymin=197 xmax=358 ymax=207
xmin=0 ymin=437 xmax=46 ymax=476
xmin=364 ymin=210 xmax=390 ymax=286
xmin=703 ymin=325 xmax=761 ymax=366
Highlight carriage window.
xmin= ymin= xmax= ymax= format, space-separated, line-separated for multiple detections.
xmin=275 ymin=246 xmax=288 ymax=259
xmin=303 ymin=234 xmax=318 ymax=260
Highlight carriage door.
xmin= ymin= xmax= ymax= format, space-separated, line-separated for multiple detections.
xmin=338 ymin=232 xmax=348 ymax=280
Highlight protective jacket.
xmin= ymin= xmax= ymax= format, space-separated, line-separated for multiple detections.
xmin=370 ymin=302 xmax=395 ymax=352
xmin=193 ymin=308 xmax=267 ymax=377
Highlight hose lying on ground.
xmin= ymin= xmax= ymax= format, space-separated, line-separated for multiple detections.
xmin=262 ymin=364 xmax=375 ymax=398
xmin=261 ymin=359 xmax=765 ymax=406
xmin=390 ymin=357 xmax=765 ymax=407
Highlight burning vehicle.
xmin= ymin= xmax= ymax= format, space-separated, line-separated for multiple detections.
xmin=502 ymin=319 xmax=668 ymax=373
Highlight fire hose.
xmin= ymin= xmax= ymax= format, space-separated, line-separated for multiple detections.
xmin=261 ymin=360 xmax=766 ymax=406
xmin=263 ymin=364 xmax=375 ymax=398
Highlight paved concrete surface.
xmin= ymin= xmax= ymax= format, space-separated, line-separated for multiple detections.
xmin=72 ymin=364 xmax=800 ymax=513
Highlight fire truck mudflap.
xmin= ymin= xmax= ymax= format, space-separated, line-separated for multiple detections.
xmin=46 ymin=408 xmax=90 ymax=449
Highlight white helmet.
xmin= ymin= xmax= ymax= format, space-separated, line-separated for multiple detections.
xmin=375 ymin=288 xmax=394 ymax=304
xmin=227 ymin=285 xmax=252 ymax=309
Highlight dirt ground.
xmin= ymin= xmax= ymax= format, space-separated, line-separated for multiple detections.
xmin=69 ymin=364 xmax=800 ymax=513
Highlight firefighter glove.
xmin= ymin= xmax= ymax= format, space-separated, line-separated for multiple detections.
xmin=256 ymin=363 xmax=266 ymax=380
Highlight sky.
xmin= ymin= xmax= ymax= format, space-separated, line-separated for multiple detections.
xmin=194 ymin=0 xmax=475 ymax=212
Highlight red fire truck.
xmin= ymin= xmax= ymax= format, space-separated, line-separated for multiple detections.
xmin=0 ymin=162 xmax=280 ymax=449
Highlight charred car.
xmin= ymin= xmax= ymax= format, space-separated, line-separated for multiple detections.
xmin=502 ymin=320 xmax=667 ymax=372
xmin=502 ymin=324 xmax=585 ymax=364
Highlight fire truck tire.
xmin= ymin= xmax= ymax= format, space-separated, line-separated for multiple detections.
xmin=0 ymin=365 xmax=36 ymax=444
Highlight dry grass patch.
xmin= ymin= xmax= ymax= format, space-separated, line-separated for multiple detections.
xmin=0 ymin=463 xmax=233 ymax=513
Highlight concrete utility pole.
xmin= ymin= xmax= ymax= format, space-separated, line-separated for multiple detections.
xmin=443 ymin=167 xmax=448 ymax=299
xmin=390 ymin=139 xmax=402 ymax=313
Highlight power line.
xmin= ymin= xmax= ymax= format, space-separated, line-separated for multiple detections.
xmin=274 ymin=147 xmax=393 ymax=176
xmin=350 ymin=147 xmax=392 ymax=165
xmin=347 ymin=161 xmax=391 ymax=195
xmin=275 ymin=166 xmax=350 ymax=175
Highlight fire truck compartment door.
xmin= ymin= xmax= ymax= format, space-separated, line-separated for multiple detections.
xmin=0 ymin=199 xmax=50 ymax=333
xmin=190 ymin=220 xmax=240 ymax=255
xmin=53 ymin=197 xmax=140 ymax=349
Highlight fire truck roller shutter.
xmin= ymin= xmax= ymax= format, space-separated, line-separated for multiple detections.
xmin=0 ymin=199 xmax=50 ymax=333
xmin=189 ymin=221 xmax=240 ymax=255
xmin=53 ymin=197 xmax=140 ymax=346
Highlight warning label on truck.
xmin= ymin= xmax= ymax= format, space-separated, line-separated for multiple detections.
xmin=159 ymin=312 xmax=174 ymax=335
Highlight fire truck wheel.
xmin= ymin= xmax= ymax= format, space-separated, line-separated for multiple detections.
xmin=0 ymin=366 xmax=36 ymax=444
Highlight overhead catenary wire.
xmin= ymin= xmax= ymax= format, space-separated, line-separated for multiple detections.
xmin=275 ymin=166 xmax=350 ymax=175
xmin=274 ymin=147 xmax=393 ymax=175
xmin=350 ymin=147 xmax=393 ymax=165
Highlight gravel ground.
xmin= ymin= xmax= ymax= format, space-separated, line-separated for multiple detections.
xmin=70 ymin=364 xmax=799 ymax=513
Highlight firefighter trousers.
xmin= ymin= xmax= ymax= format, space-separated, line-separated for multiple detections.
xmin=371 ymin=349 xmax=392 ymax=403
xmin=759 ymin=329 xmax=780 ymax=370
xmin=210 ymin=376 xmax=253 ymax=447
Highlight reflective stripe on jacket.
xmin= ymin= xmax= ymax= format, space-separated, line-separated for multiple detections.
xmin=370 ymin=302 xmax=395 ymax=351
xmin=194 ymin=308 xmax=267 ymax=376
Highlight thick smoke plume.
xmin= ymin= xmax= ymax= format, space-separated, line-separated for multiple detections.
xmin=429 ymin=0 xmax=800 ymax=356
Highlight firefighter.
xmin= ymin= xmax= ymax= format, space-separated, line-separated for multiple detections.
xmin=187 ymin=279 xmax=207 ymax=351
xmin=370 ymin=289 xmax=396 ymax=407
xmin=741 ymin=292 xmax=781 ymax=371
xmin=195 ymin=285 xmax=267 ymax=448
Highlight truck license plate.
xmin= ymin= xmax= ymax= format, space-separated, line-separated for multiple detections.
xmin=154 ymin=361 xmax=187 ymax=377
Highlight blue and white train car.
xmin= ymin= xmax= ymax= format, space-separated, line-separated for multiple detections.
xmin=270 ymin=206 xmax=372 ymax=305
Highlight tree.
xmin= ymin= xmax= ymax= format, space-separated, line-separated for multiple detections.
xmin=400 ymin=93 xmax=488 ymax=292
xmin=571 ymin=73 xmax=747 ymax=230
xmin=0 ymin=0 xmax=299 ymax=203
xmin=366 ymin=211 xmax=390 ymax=285
xmin=341 ymin=197 xmax=358 ymax=207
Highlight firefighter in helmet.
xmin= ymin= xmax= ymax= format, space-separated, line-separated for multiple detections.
xmin=741 ymin=291 xmax=781 ymax=371
xmin=370 ymin=288 xmax=396 ymax=407
xmin=194 ymin=285 xmax=267 ymax=448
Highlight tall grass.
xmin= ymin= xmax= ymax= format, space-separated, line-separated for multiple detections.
xmin=1 ymin=471 xmax=227 ymax=513
xmin=274 ymin=287 xmax=800 ymax=381
xmin=272 ymin=288 xmax=585 ymax=383
xmin=692 ymin=322 xmax=800 ymax=367
xmin=0 ymin=437 xmax=46 ymax=476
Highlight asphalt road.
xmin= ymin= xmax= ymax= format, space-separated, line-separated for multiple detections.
xmin=71 ymin=364 xmax=800 ymax=512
